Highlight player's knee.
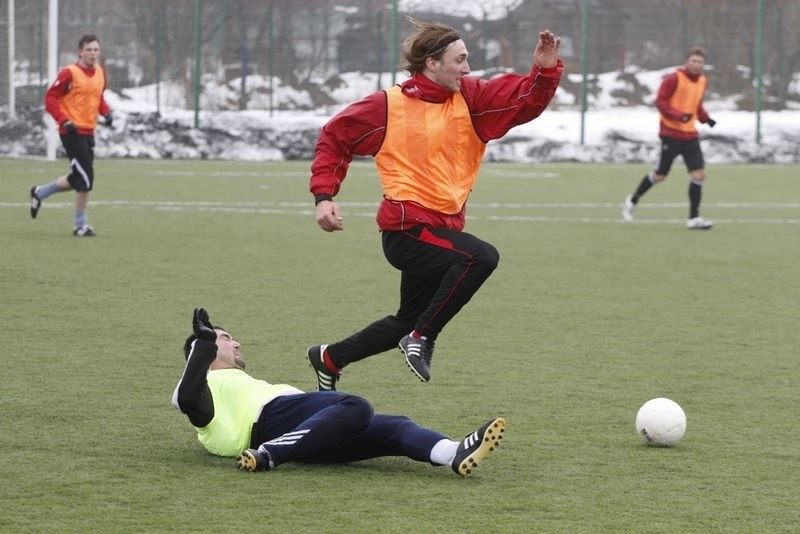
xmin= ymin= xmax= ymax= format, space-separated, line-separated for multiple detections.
xmin=342 ymin=395 xmax=374 ymax=426
xmin=691 ymin=170 xmax=705 ymax=181
xmin=474 ymin=242 xmax=500 ymax=274
xmin=67 ymin=175 xmax=92 ymax=192
xmin=389 ymin=415 xmax=416 ymax=433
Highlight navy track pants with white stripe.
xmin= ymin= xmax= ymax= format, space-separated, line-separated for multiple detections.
xmin=250 ymin=391 xmax=446 ymax=467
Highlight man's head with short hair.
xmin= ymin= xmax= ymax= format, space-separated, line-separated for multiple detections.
xmin=79 ymin=34 xmax=100 ymax=50
xmin=686 ymin=46 xmax=706 ymax=60
xmin=183 ymin=325 xmax=247 ymax=371
xmin=77 ymin=34 xmax=101 ymax=68
xmin=684 ymin=46 xmax=706 ymax=76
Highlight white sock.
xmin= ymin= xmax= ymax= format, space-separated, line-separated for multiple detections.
xmin=429 ymin=438 xmax=459 ymax=466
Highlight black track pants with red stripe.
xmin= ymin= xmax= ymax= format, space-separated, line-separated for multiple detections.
xmin=329 ymin=225 xmax=499 ymax=366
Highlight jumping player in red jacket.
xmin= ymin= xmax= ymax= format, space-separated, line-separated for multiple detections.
xmin=307 ymin=18 xmax=562 ymax=390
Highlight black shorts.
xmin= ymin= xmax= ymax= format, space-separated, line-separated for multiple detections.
xmin=655 ymin=136 xmax=704 ymax=176
xmin=60 ymin=132 xmax=96 ymax=192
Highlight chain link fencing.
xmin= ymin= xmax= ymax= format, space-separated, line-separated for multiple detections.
xmin=1 ymin=0 xmax=797 ymax=159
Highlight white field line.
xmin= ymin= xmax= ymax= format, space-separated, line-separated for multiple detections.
xmin=149 ymin=170 xmax=312 ymax=177
xmin=2 ymin=200 xmax=798 ymax=224
xmin=8 ymin=167 xmax=310 ymax=177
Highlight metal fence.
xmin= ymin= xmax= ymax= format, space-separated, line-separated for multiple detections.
xmin=1 ymin=0 xmax=798 ymax=113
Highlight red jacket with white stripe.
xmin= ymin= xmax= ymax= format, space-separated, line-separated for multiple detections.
xmin=310 ymin=60 xmax=563 ymax=231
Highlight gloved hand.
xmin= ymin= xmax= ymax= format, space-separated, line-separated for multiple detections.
xmin=707 ymin=118 xmax=716 ymax=128
xmin=192 ymin=308 xmax=217 ymax=343
xmin=62 ymin=120 xmax=78 ymax=134
xmin=104 ymin=113 xmax=113 ymax=127
xmin=679 ymin=114 xmax=691 ymax=123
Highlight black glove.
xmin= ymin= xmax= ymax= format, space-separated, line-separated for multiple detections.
xmin=679 ymin=114 xmax=691 ymax=123
xmin=707 ymin=118 xmax=716 ymax=128
xmin=62 ymin=120 xmax=78 ymax=134
xmin=192 ymin=308 xmax=217 ymax=343
xmin=104 ymin=113 xmax=113 ymax=127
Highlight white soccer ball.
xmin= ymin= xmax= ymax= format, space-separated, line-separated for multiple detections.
xmin=635 ymin=397 xmax=687 ymax=447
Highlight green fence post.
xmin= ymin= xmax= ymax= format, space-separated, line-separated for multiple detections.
xmin=579 ymin=0 xmax=589 ymax=145
xmin=155 ymin=9 xmax=161 ymax=116
xmin=391 ymin=0 xmax=398 ymax=86
xmin=754 ymin=0 xmax=764 ymax=144
xmin=268 ymin=4 xmax=273 ymax=117
xmin=193 ymin=0 xmax=201 ymax=128
xmin=377 ymin=9 xmax=384 ymax=90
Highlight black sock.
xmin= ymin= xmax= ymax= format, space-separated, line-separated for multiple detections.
xmin=688 ymin=180 xmax=702 ymax=219
xmin=632 ymin=174 xmax=654 ymax=203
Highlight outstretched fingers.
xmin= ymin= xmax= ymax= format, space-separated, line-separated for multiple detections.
xmin=534 ymin=29 xmax=561 ymax=68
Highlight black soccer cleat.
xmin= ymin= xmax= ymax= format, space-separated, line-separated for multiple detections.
xmin=307 ymin=344 xmax=341 ymax=391
xmin=452 ymin=417 xmax=506 ymax=476
xmin=73 ymin=225 xmax=97 ymax=237
xmin=236 ymin=448 xmax=271 ymax=472
xmin=30 ymin=186 xmax=41 ymax=219
xmin=399 ymin=334 xmax=434 ymax=382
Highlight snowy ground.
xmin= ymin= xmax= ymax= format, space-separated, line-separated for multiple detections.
xmin=1 ymin=66 xmax=798 ymax=163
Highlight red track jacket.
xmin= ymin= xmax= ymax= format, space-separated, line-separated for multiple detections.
xmin=310 ymin=60 xmax=563 ymax=231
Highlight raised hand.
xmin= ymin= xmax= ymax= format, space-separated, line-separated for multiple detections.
xmin=534 ymin=29 xmax=561 ymax=69
xmin=192 ymin=308 xmax=217 ymax=342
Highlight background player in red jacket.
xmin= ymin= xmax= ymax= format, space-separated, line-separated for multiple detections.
xmin=30 ymin=34 xmax=113 ymax=237
xmin=307 ymin=19 xmax=562 ymax=390
xmin=621 ymin=47 xmax=717 ymax=229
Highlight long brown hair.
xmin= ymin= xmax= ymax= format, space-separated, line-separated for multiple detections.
xmin=400 ymin=17 xmax=461 ymax=74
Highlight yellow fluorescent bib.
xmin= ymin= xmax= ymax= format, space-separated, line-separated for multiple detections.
xmin=196 ymin=368 xmax=301 ymax=457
